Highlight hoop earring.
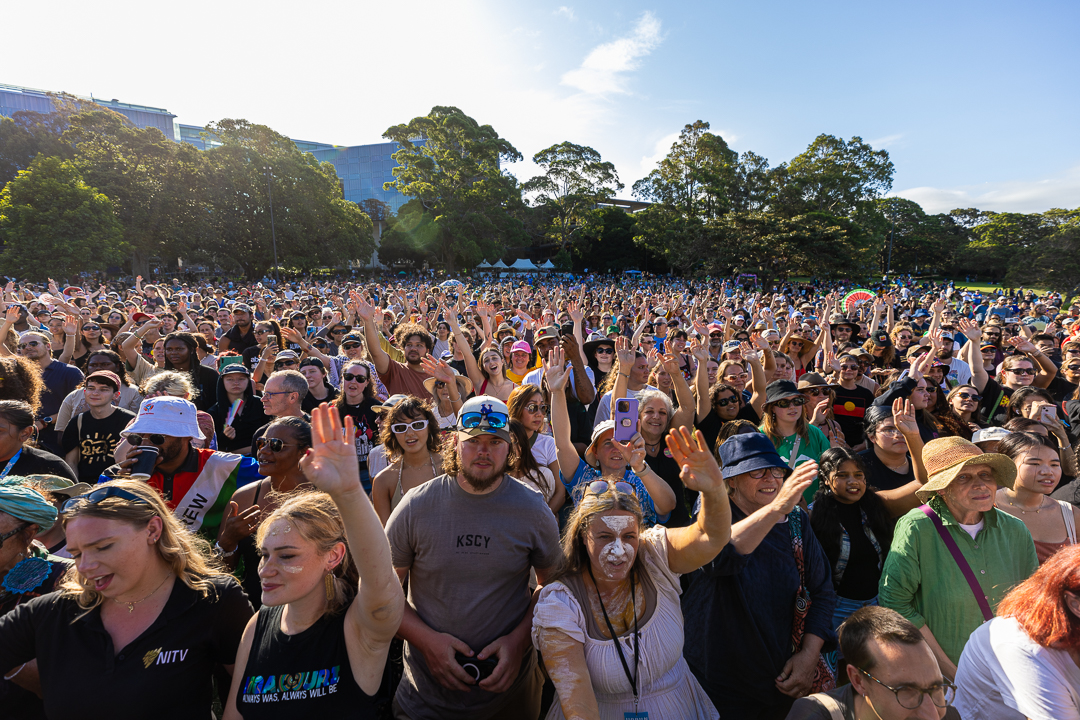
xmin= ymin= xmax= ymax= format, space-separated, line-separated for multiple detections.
xmin=325 ymin=572 xmax=334 ymax=602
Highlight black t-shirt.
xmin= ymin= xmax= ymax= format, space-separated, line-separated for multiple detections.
xmin=645 ymin=443 xmax=693 ymax=528
xmin=858 ymin=447 xmax=914 ymax=492
xmin=301 ymin=386 xmax=339 ymax=414
xmin=1047 ymin=374 xmax=1077 ymax=405
xmin=61 ymin=407 xmax=137 ymax=485
xmin=977 ymin=377 xmax=1012 ymax=426
xmin=832 ymin=384 xmax=876 ymax=446
xmin=0 ymin=575 xmax=253 ymax=720
xmin=210 ymin=396 xmax=271 ymax=455
xmin=224 ymin=324 xmax=259 ymax=354
xmin=6 ymin=445 xmax=77 ymax=482
xmin=236 ymin=603 xmax=378 ymax=719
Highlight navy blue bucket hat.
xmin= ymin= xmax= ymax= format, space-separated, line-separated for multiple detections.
xmin=717 ymin=432 xmax=793 ymax=481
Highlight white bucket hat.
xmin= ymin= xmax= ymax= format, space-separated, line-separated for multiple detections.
xmin=123 ymin=397 xmax=205 ymax=439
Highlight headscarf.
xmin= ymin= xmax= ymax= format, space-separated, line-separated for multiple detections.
xmin=0 ymin=476 xmax=59 ymax=528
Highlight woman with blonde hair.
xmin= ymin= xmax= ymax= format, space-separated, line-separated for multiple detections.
xmin=533 ymin=426 xmax=731 ymax=719
xmin=224 ymin=404 xmax=405 ymax=719
xmin=0 ymin=478 xmax=253 ymax=717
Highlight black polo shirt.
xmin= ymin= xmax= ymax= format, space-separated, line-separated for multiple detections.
xmin=0 ymin=575 xmax=252 ymax=720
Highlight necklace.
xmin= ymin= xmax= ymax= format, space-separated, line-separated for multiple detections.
xmin=1007 ymin=494 xmax=1049 ymax=514
xmin=112 ymin=572 xmax=172 ymax=613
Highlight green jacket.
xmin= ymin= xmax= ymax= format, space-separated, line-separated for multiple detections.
xmin=878 ymin=495 xmax=1038 ymax=665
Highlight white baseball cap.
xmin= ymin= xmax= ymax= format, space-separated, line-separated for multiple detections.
xmin=123 ymin=397 xmax=205 ymax=439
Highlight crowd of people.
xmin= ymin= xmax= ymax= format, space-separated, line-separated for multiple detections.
xmin=0 ymin=271 xmax=1078 ymax=720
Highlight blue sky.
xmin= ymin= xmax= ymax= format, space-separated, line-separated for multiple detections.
xmin=7 ymin=0 xmax=1078 ymax=213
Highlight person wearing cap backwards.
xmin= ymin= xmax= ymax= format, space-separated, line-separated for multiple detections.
xmin=385 ymin=395 xmax=562 ymax=719
xmin=353 ymin=295 xmax=436 ymax=401
xmin=681 ymin=433 xmax=833 ymax=718
xmin=60 ymin=371 xmax=137 ymax=486
xmin=0 ymin=476 xmax=72 ymax=718
xmin=217 ymin=303 xmax=258 ymax=355
xmin=103 ymin=396 xmax=261 ymax=541
xmin=878 ymin=437 xmax=1038 ymax=680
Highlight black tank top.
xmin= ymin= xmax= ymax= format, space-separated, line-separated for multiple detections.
xmin=236 ymin=604 xmax=379 ymax=719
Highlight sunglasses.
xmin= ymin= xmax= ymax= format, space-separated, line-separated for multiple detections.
xmin=773 ymin=396 xmax=806 ymax=408
xmin=313 ymin=342 xmax=328 ymax=349
xmin=126 ymin=433 xmax=167 ymax=446
xmin=594 ymin=347 xmax=615 ymax=355
xmin=83 ymin=324 xmax=100 ymax=331
xmin=62 ymin=486 xmax=150 ymax=515
xmin=275 ymin=360 xmax=297 ymax=367
xmin=801 ymin=388 xmax=826 ymax=397
xmin=331 ymin=328 xmax=346 ymax=335
xmin=586 ymin=480 xmax=637 ymax=497
xmin=391 ymin=420 xmax=429 ymax=434
xmin=254 ymin=329 xmax=269 ymax=335
xmin=748 ymin=467 xmax=787 ymax=480
xmin=840 ymin=364 xmax=860 ymax=371
xmin=460 ymin=411 xmax=508 ymax=429
xmin=714 ymin=396 xmax=738 ymax=407
xmin=725 ymin=372 xmax=749 ymax=381
xmin=1007 ymin=367 xmax=1037 ymax=375
xmin=255 ymin=437 xmax=294 ymax=452
xmin=17 ymin=341 xmax=40 ymax=350
xmin=1065 ymin=365 xmax=1080 ymax=372
xmin=955 ymin=392 xmax=982 ymax=401
xmin=0 ymin=523 xmax=31 ymax=550
xmin=342 ymin=372 xmax=368 ymax=383
xmin=525 ymin=403 xmax=549 ymax=414
xmin=341 ymin=342 xmax=362 ymax=350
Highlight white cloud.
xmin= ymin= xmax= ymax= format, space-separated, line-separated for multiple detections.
xmin=561 ymin=11 xmax=662 ymax=95
xmin=892 ymin=164 xmax=1080 ymax=214
xmin=639 ymin=132 xmax=679 ymax=174
xmin=554 ymin=6 xmax=575 ymax=20
xmin=868 ymin=133 xmax=904 ymax=149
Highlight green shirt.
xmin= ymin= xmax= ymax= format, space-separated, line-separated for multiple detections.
xmin=764 ymin=423 xmax=831 ymax=502
xmin=878 ymin=496 xmax=1038 ymax=665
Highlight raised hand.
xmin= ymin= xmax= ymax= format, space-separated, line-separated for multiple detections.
xmin=665 ymin=426 xmax=725 ymax=494
xmin=615 ymin=334 xmax=635 ymax=367
xmin=544 ymin=347 xmax=570 ymax=391
xmin=892 ymin=397 xmax=919 ymax=436
xmin=217 ymin=500 xmax=262 ymax=552
xmin=613 ymin=432 xmax=647 ymax=471
xmin=1007 ymin=335 xmax=1037 ymax=354
xmin=4 ymin=306 xmax=20 ymax=325
xmin=689 ymin=337 xmax=709 ymax=362
xmin=299 ymin=403 xmax=362 ymax=496
xmin=957 ymin=317 xmax=982 ymax=342
xmin=419 ymin=355 xmax=455 ymax=383
xmin=567 ymin=299 xmax=583 ymax=325
xmin=770 ymin=462 xmax=817 ymax=516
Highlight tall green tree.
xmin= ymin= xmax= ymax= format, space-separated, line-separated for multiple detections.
xmin=632 ymin=121 xmax=739 ymax=220
xmin=781 ymin=134 xmax=895 ymax=217
xmin=1002 ymin=209 xmax=1080 ymax=295
xmin=863 ymin=197 xmax=964 ymax=275
xmin=0 ymin=156 xmax=125 ymax=279
xmin=383 ymin=106 xmax=526 ymax=271
xmin=521 ymin=141 xmax=622 ymax=251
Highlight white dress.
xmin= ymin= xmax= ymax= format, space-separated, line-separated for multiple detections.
xmin=532 ymin=527 xmax=719 ymax=719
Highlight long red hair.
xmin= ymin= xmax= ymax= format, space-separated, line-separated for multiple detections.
xmin=997 ymin=544 xmax=1080 ymax=650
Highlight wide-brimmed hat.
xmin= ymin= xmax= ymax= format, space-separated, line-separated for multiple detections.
xmin=764 ymin=380 xmax=802 ymax=405
xmin=124 ymin=397 xmax=205 ymax=440
xmin=455 ymin=395 xmax=511 ymax=443
xmin=717 ymin=432 xmax=792 ymax=481
xmin=23 ymin=474 xmax=94 ymax=498
xmin=495 ymin=323 xmax=517 ymax=337
xmin=797 ymin=373 xmax=839 ymax=391
xmin=583 ymin=332 xmax=616 ymax=356
xmin=585 ymin=420 xmax=616 ymax=468
xmin=372 ymin=394 xmax=409 ymax=414
xmin=423 ymin=370 xmax=474 ymax=398
xmin=830 ymin=315 xmax=860 ymax=333
xmin=915 ymin=436 xmax=1016 ymax=503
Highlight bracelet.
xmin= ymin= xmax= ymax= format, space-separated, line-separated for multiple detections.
xmin=619 ymin=372 xmax=630 ymax=378
xmin=4 ymin=663 xmax=26 ymax=681
xmin=631 ymin=464 xmax=648 ymax=475
xmin=214 ymin=542 xmax=237 ymax=558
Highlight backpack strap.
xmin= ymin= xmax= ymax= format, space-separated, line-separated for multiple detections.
xmin=809 ymin=692 xmax=845 ymax=720
xmin=919 ymin=504 xmax=993 ymax=621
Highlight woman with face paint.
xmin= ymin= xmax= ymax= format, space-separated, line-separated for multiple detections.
xmin=532 ymin=426 xmax=731 ymax=719
xmin=224 ymin=404 xmax=405 ymax=720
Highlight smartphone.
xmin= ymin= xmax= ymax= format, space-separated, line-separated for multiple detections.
xmin=1040 ymin=405 xmax=1057 ymax=425
xmin=613 ymin=398 xmax=639 ymax=443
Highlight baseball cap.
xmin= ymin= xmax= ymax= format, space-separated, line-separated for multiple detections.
xmin=535 ymin=326 xmax=560 ymax=342
xmin=510 ymin=340 xmax=531 ymax=355
xmin=274 ymin=350 xmax=300 ymax=363
xmin=84 ymin=370 xmax=121 ymax=390
xmin=23 ymin=474 xmax=94 ymax=499
xmin=456 ymin=395 xmax=511 ymax=442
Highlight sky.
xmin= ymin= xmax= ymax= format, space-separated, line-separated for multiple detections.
xmin=6 ymin=0 xmax=1078 ymax=214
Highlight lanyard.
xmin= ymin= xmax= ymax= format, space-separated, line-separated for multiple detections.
xmin=588 ymin=564 xmax=640 ymax=710
xmin=0 ymin=449 xmax=22 ymax=478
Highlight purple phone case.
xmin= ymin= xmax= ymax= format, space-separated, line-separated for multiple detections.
xmin=613 ymin=398 xmax=639 ymax=443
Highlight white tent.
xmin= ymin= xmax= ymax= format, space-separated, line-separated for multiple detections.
xmin=539 ymin=260 xmax=556 ymax=269
xmin=475 ymin=260 xmax=493 ymax=269
xmin=508 ymin=258 xmax=536 ymax=271
xmin=491 ymin=260 xmax=509 ymax=269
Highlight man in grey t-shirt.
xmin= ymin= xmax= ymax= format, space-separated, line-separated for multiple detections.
xmin=386 ymin=395 xmax=562 ymax=720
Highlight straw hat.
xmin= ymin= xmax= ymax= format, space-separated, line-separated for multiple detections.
xmin=422 ymin=370 xmax=473 ymax=398
xmin=915 ymin=436 xmax=1016 ymax=503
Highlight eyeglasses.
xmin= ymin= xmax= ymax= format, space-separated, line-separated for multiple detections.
xmin=1007 ymin=367 xmax=1036 ymax=375
xmin=586 ymin=480 xmax=637 ymax=497
xmin=856 ymin=667 xmax=956 ymax=710
xmin=255 ymin=437 xmax=294 ymax=452
xmin=874 ymin=426 xmax=904 ymax=438
xmin=0 ymin=523 xmax=31 ymax=550
xmin=525 ymin=403 xmax=549 ymax=414
xmin=594 ymin=347 xmax=614 ymax=355
xmin=391 ymin=420 xmax=429 ymax=433
xmin=460 ymin=410 xmax=508 ymax=429
xmin=125 ymin=433 xmax=167 ymax=446
xmin=341 ymin=342 xmax=362 ymax=350
xmin=748 ymin=467 xmax=787 ymax=480
xmin=17 ymin=341 xmax=40 ymax=350
xmin=62 ymin=486 xmax=150 ymax=515
xmin=261 ymin=390 xmax=296 ymax=399
xmin=714 ymin=396 xmax=738 ymax=407
xmin=342 ymin=372 xmax=368 ymax=383
xmin=955 ymin=392 xmax=982 ymax=401
xmin=773 ymin=396 xmax=807 ymax=408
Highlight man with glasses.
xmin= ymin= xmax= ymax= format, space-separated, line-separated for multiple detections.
xmin=16 ymin=331 xmax=83 ymax=455
xmin=217 ymin=303 xmax=257 ymax=354
xmin=103 ymin=396 xmax=260 ymax=539
xmin=251 ymin=370 xmax=309 ymax=449
xmin=786 ymin=606 xmax=959 ymax=719
xmin=385 ymin=395 xmax=561 ymax=719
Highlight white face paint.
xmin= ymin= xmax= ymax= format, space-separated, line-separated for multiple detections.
xmin=282 ymin=565 xmax=304 ymax=574
xmin=601 ymin=515 xmax=635 ymax=533
xmin=596 ymin=514 xmax=637 ymax=579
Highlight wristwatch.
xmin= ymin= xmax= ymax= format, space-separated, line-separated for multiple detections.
xmin=214 ymin=542 xmax=237 ymax=558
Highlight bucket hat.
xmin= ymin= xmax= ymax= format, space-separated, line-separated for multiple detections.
xmin=717 ymin=432 xmax=792 ymax=481
xmin=123 ymin=397 xmax=205 ymax=439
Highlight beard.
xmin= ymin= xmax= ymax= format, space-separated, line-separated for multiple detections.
xmin=461 ymin=459 xmax=507 ymax=492
xmin=936 ymin=348 xmax=953 ymax=360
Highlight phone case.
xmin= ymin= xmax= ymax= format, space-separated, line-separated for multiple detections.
xmin=613 ymin=398 xmax=639 ymax=443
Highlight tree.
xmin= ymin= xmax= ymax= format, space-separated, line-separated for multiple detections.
xmin=1002 ymin=209 xmax=1080 ymax=295
xmin=521 ymin=141 xmax=622 ymax=251
xmin=782 ymin=134 xmax=895 ymax=217
xmin=864 ymin=197 xmax=964 ymax=275
xmin=572 ymin=207 xmax=667 ymax=273
xmin=0 ymin=156 xmax=125 ymax=279
xmin=383 ymin=106 xmax=526 ymax=271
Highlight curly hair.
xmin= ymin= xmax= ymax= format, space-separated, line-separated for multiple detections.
xmin=378 ymin=396 xmax=440 ymax=460
xmin=60 ymin=478 xmax=226 ymax=612
xmin=393 ymin=323 xmax=433 ymax=353
xmin=0 ymin=356 xmax=44 ymax=413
